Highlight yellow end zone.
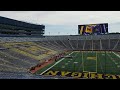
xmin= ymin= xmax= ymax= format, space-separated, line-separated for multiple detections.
xmin=42 ymin=70 xmax=120 ymax=79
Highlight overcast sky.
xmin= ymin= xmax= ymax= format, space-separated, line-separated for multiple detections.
xmin=0 ymin=11 xmax=120 ymax=35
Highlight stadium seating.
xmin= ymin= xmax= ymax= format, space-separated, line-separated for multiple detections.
xmin=0 ymin=34 xmax=120 ymax=79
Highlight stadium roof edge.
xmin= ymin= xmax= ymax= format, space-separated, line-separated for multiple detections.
xmin=0 ymin=16 xmax=44 ymax=26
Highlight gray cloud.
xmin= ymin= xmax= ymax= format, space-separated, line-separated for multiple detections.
xmin=0 ymin=11 xmax=120 ymax=25
xmin=0 ymin=11 xmax=56 ymax=24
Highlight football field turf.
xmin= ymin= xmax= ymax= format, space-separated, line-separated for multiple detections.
xmin=35 ymin=51 xmax=120 ymax=78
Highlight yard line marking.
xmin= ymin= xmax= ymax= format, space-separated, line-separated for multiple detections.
xmin=40 ymin=52 xmax=74 ymax=75
xmin=62 ymin=66 xmax=65 ymax=68
xmin=77 ymin=51 xmax=83 ymax=71
xmin=74 ymin=62 xmax=78 ymax=64
xmin=98 ymin=53 xmax=104 ymax=73
xmin=65 ymin=63 xmax=68 ymax=65
xmin=117 ymin=65 xmax=120 ymax=68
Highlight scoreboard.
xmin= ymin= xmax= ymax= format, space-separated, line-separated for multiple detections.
xmin=78 ymin=23 xmax=108 ymax=35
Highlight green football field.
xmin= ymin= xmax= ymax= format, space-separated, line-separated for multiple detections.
xmin=35 ymin=51 xmax=120 ymax=77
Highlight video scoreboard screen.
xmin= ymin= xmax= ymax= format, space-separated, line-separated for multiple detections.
xmin=78 ymin=23 xmax=108 ymax=35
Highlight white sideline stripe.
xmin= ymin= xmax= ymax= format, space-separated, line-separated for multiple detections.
xmin=40 ymin=58 xmax=65 ymax=75
xmin=112 ymin=52 xmax=120 ymax=59
xmin=106 ymin=52 xmax=120 ymax=73
xmin=112 ymin=52 xmax=120 ymax=67
xmin=40 ymin=52 xmax=74 ymax=75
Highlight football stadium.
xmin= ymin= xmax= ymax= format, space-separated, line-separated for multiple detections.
xmin=0 ymin=15 xmax=120 ymax=79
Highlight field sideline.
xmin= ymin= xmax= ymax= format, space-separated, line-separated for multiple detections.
xmin=35 ymin=51 xmax=120 ymax=79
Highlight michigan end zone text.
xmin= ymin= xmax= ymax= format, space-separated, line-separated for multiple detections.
xmin=42 ymin=70 xmax=120 ymax=79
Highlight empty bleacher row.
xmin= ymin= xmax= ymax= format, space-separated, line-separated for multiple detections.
xmin=0 ymin=41 xmax=62 ymax=78
xmin=35 ymin=37 xmax=120 ymax=51
xmin=0 ymin=34 xmax=119 ymax=42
